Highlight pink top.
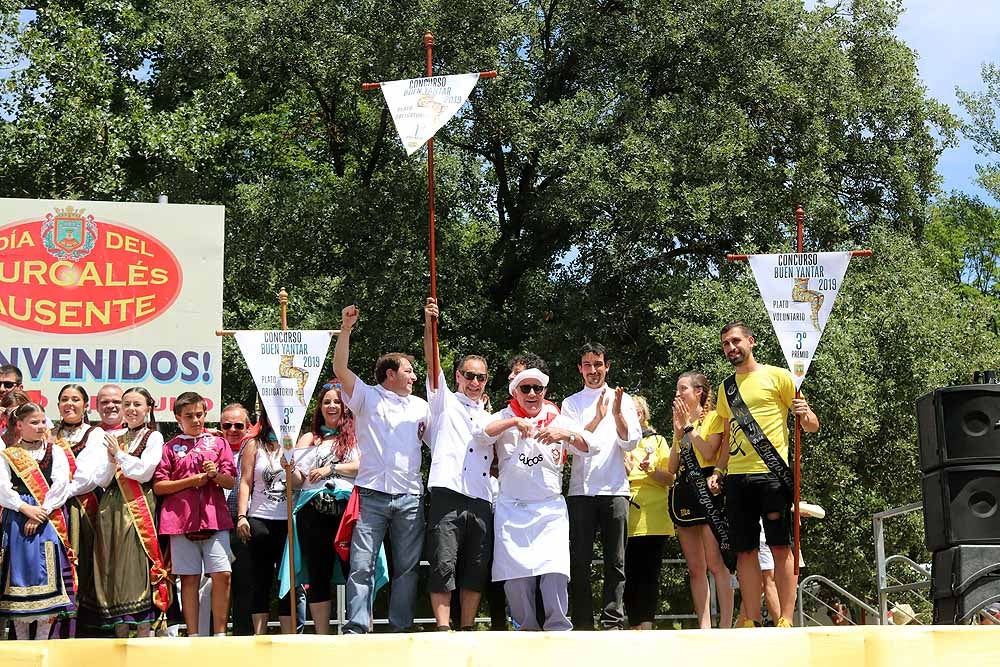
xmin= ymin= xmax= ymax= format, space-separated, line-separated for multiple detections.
xmin=154 ymin=433 xmax=236 ymax=535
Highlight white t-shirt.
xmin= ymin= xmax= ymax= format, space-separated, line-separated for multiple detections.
xmin=344 ymin=378 xmax=430 ymax=495
xmin=248 ymin=442 xmax=288 ymax=520
xmin=296 ymin=439 xmax=358 ymax=494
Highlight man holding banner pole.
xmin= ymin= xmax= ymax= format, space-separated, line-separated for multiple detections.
xmin=422 ymin=297 xmax=495 ymax=631
xmin=334 ymin=304 xmax=430 ymax=634
xmin=707 ymin=321 xmax=818 ymax=628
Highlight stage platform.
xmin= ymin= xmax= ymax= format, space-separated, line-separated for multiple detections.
xmin=1 ymin=626 xmax=996 ymax=667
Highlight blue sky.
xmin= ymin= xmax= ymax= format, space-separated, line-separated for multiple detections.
xmin=895 ymin=0 xmax=1000 ymax=201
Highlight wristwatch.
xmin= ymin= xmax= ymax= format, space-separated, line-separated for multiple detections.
xmin=568 ymin=434 xmax=577 ymax=446
xmin=683 ymin=424 xmax=695 ymax=434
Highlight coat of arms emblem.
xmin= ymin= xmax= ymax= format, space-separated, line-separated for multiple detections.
xmin=41 ymin=206 xmax=98 ymax=261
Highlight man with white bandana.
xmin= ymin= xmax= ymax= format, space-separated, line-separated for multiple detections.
xmin=475 ymin=364 xmax=596 ymax=631
xmin=422 ymin=298 xmax=495 ymax=631
xmin=561 ymin=342 xmax=641 ymax=630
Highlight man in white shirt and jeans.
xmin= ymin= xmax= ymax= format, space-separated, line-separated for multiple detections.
xmin=562 ymin=342 xmax=641 ymax=630
xmin=422 ymin=298 xmax=494 ymax=630
xmin=334 ymin=304 xmax=430 ymax=634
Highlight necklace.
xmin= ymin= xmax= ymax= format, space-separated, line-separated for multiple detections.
xmin=121 ymin=426 xmax=148 ymax=454
xmin=262 ymin=442 xmax=281 ymax=472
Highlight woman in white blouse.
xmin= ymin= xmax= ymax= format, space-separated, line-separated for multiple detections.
xmin=51 ymin=384 xmax=107 ymax=637
xmin=80 ymin=387 xmax=164 ymax=636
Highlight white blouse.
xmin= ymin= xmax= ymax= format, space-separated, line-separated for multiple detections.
xmin=96 ymin=429 xmax=165 ymax=488
xmin=0 ymin=443 xmax=71 ymax=513
xmin=54 ymin=424 xmax=111 ymax=497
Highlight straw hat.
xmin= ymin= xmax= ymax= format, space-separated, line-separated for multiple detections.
xmin=890 ymin=603 xmax=916 ymax=625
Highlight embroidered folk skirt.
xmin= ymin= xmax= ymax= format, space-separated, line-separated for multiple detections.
xmin=78 ymin=483 xmax=156 ymax=627
xmin=0 ymin=494 xmax=76 ymax=625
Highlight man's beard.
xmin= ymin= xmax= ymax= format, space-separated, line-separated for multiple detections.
xmin=727 ymin=351 xmax=745 ymax=366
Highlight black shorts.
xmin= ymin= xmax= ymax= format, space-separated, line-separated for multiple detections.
xmin=426 ymin=487 xmax=493 ymax=593
xmin=724 ymin=473 xmax=792 ymax=553
xmin=668 ymin=465 xmax=717 ymax=527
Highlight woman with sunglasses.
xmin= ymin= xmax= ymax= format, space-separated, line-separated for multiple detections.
xmin=218 ymin=403 xmax=254 ymax=635
xmin=235 ymin=409 xmax=300 ymax=634
xmin=52 ymin=383 xmax=110 ymax=637
xmin=81 ymin=387 xmax=165 ymax=636
xmin=284 ymin=382 xmax=365 ymax=634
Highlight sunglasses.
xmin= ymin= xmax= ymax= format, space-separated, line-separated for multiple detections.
xmin=518 ymin=384 xmax=546 ymax=395
xmin=0 ymin=381 xmax=19 ymax=389
xmin=322 ymin=382 xmax=343 ymax=390
xmin=221 ymin=422 xmax=246 ymax=431
xmin=461 ymin=371 xmax=488 ymax=383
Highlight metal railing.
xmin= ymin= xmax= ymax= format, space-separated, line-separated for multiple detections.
xmin=796 ymin=574 xmax=880 ymax=626
xmin=873 ymin=502 xmax=931 ymax=625
xmin=264 ymin=556 xmax=704 ymax=632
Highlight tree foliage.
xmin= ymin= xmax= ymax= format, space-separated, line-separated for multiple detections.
xmin=0 ymin=0 xmax=990 ymax=605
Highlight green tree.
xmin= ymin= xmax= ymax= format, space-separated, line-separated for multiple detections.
xmin=958 ymin=62 xmax=1000 ymax=202
xmin=925 ymin=192 xmax=1000 ymax=298
xmin=0 ymin=0 xmax=985 ymax=609
xmin=651 ymin=227 xmax=1000 ymax=598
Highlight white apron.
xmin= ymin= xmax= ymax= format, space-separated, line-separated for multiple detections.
xmin=492 ymin=494 xmax=569 ymax=581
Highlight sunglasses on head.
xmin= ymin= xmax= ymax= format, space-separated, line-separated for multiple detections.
xmin=322 ymin=382 xmax=343 ymax=390
xmin=518 ymin=384 xmax=546 ymax=395
xmin=221 ymin=422 xmax=246 ymax=431
xmin=461 ymin=371 xmax=488 ymax=383
xmin=0 ymin=381 xmax=19 ymax=390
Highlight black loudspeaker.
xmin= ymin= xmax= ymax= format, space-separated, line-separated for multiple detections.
xmin=918 ymin=385 xmax=1000 ymax=473
xmin=932 ymin=545 xmax=1000 ymax=623
xmin=922 ymin=465 xmax=1000 ymax=552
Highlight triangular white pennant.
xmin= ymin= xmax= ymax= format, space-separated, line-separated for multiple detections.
xmin=234 ymin=330 xmax=333 ymax=461
xmin=747 ymin=252 xmax=852 ymax=390
xmin=380 ymin=72 xmax=481 ymax=155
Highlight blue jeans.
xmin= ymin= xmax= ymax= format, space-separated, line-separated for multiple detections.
xmin=344 ymin=488 xmax=425 ymax=633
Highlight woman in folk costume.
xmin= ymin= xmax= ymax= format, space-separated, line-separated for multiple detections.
xmin=79 ymin=387 xmax=167 ymax=636
xmin=474 ymin=366 xmax=595 ymax=631
xmin=51 ymin=383 xmax=108 ymax=636
xmin=0 ymin=403 xmax=76 ymax=639
xmin=1 ymin=389 xmax=35 ymax=449
xmin=235 ymin=408 xmax=299 ymax=634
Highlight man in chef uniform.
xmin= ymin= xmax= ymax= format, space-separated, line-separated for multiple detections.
xmin=475 ymin=366 xmax=597 ymax=630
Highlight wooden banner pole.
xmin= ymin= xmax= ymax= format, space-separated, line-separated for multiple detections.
xmin=215 ymin=287 xmax=303 ymax=632
xmin=726 ymin=206 xmax=873 ymax=577
xmin=361 ymin=34 xmax=497 ymax=389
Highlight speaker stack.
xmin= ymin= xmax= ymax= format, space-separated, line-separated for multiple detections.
xmin=918 ymin=378 xmax=1000 ymax=623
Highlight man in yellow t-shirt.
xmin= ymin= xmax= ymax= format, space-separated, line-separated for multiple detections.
xmin=707 ymin=321 xmax=819 ymax=629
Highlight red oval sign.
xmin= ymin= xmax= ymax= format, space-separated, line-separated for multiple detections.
xmin=0 ymin=208 xmax=183 ymax=334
